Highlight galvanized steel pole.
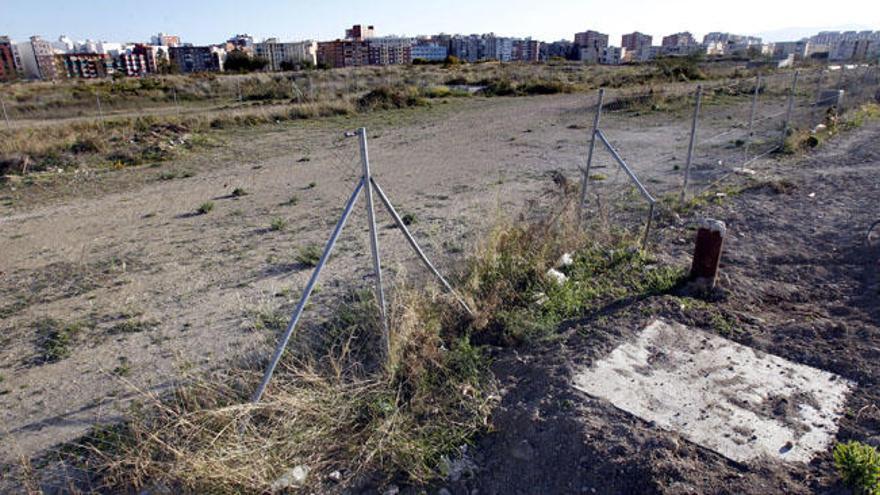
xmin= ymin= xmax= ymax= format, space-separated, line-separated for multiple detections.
xmin=0 ymin=96 xmax=9 ymax=130
xmin=370 ymin=177 xmax=473 ymax=316
xmin=680 ymin=85 xmax=703 ymax=203
xmin=811 ymin=69 xmax=825 ymax=127
xmin=744 ymin=75 xmax=761 ymax=160
xmin=579 ymin=88 xmax=604 ymax=221
xmin=781 ymin=71 xmax=800 ymax=149
xmin=359 ymin=128 xmax=390 ymax=360
xmin=251 ymin=178 xmax=365 ymax=404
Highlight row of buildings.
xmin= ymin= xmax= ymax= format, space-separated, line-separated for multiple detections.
xmin=1 ymin=26 xmax=878 ymax=82
xmin=546 ymin=29 xmax=880 ymax=66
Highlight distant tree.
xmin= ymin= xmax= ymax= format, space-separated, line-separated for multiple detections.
xmin=443 ymin=55 xmax=462 ymax=66
xmin=225 ymin=50 xmax=269 ymax=72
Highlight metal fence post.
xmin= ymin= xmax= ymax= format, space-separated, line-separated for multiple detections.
xmin=811 ymin=69 xmax=824 ymax=127
xmin=172 ymin=88 xmax=180 ymax=114
xmin=744 ymin=75 xmax=761 ymax=160
xmin=579 ymin=88 xmax=604 ymax=220
xmin=251 ymin=178 xmax=365 ymax=404
xmin=838 ymin=64 xmax=846 ymax=89
xmin=0 ymin=96 xmax=9 ymax=130
xmin=780 ymin=70 xmax=800 ymax=149
xmin=358 ymin=128 xmax=390 ymax=359
xmin=96 ymin=95 xmax=104 ymax=127
xmin=680 ymin=84 xmax=703 ymax=203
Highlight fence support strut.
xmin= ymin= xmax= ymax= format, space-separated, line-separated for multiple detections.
xmin=251 ymin=178 xmax=365 ymax=404
xmin=579 ymin=88 xmax=604 ymax=221
xmin=680 ymin=85 xmax=703 ymax=203
xmin=371 ymin=177 xmax=474 ymax=316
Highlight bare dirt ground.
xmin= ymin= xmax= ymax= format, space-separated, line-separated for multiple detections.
xmin=0 ymin=87 xmax=868 ymax=492
xmin=422 ymin=120 xmax=880 ymax=495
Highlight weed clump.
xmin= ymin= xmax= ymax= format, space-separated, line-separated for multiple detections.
xmin=834 ymin=441 xmax=880 ymax=495
xmin=357 ymin=86 xmax=427 ymax=111
xmin=196 ymin=201 xmax=215 ymax=215
xmin=34 ymin=318 xmax=83 ymax=363
xmin=295 ymin=244 xmax=322 ymax=267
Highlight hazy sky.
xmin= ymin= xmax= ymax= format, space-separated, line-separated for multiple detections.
xmin=2 ymin=0 xmax=878 ymax=45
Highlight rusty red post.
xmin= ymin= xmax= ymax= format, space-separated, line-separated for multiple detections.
xmin=690 ymin=219 xmax=726 ymax=291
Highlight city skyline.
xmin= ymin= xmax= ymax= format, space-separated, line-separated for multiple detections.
xmin=3 ymin=0 xmax=878 ymax=46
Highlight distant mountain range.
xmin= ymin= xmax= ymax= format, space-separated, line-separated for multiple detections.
xmin=757 ymin=24 xmax=877 ymax=42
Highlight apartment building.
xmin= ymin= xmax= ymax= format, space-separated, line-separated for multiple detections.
xmin=600 ymin=46 xmax=626 ymax=65
xmin=254 ymin=39 xmax=318 ymax=70
xmin=574 ymin=30 xmax=608 ymax=63
xmin=317 ymin=39 xmax=370 ymax=68
xmin=702 ymin=32 xmax=762 ymax=56
xmin=169 ymin=45 xmax=224 ymax=73
xmin=512 ymin=39 xmax=541 ymax=62
xmin=661 ymin=32 xmax=698 ymax=56
xmin=368 ymin=37 xmax=412 ymax=65
xmin=411 ymin=41 xmax=448 ymax=62
xmin=450 ymin=35 xmax=483 ymax=62
xmin=151 ymin=33 xmax=181 ymax=47
xmin=483 ymin=34 xmax=513 ymax=61
xmin=16 ymin=36 xmax=59 ymax=79
xmin=57 ymin=53 xmax=110 ymax=78
xmin=345 ymin=25 xmax=375 ymax=41
xmin=773 ymin=40 xmax=811 ymax=60
xmin=544 ymin=40 xmax=574 ymax=60
xmin=0 ymin=36 xmax=20 ymax=81
xmin=227 ymin=34 xmax=254 ymax=53
xmin=621 ymin=32 xmax=652 ymax=53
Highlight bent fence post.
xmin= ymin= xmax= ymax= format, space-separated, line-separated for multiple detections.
xmin=358 ymin=128 xmax=390 ymax=360
xmin=680 ymin=85 xmax=703 ymax=203
xmin=745 ymin=75 xmax=761 ymax=160
xmin=579 ymin=88 xmax=605 ymax=221
xmin=780 ymin=70 xmax=800 ymax=149
xmin=251 ymin=178 xmax=365 ymax=404
xmin=370 ymin=177 xmax=474 ymax=316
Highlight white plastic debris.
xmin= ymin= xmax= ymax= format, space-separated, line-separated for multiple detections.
xmin=271 ymin=465 xmax=309 ymax=492
xmin=546 ymin=268 xmax=568 ymax=285
xmin=557 ymin=252 xmax=574 ymax=268
xmin=734 ymin=167 xmax=757 ymax=176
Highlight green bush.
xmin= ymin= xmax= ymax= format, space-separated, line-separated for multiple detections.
xmin=835 ymin=441 xmax=880 ymax=495
xmin=197 ymin=202 xmax=214 ymax=215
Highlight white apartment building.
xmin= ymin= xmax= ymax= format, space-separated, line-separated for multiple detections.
xmin=599 ymin=46 xmax=626 ymax=65
xmin=253 ymin=39 xmax=318 ymax=70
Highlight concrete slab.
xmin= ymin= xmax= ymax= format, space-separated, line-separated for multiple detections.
xmin=573 ymin=320 xmax=854 ymax=464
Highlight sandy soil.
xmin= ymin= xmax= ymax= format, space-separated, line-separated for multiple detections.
xmin=0 ymin=86 xmax=862 ymax=491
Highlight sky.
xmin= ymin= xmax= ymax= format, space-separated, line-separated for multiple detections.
xmin=1 ymin=0 xmax=878 ymax=46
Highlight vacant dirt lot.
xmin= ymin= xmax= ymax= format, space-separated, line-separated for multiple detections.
xmin=0 ymin=84 xmax=870 ymax=492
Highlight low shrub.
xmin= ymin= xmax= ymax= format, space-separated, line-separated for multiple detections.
xmin=834 ymin=441 xmax=880 ymax=495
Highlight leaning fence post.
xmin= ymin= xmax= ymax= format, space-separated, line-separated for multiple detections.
xmin=579 ymin=88 xmax=604 ymax=221
xmin=680 ymin=84 xmax=703 ymax=203
xmin=0 ymin=96 xmax=9 ymax=130
xmin=358 ymin=128 xmax=390 ymax=360
xmin=251 ymin=178 xmax=365 ymax=404
xmin=745 ymin=75 xmax=761 ymax=160
xmin=780 ymin=70 xmax=800 ymax=149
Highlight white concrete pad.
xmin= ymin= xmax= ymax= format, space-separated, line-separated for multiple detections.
xmin=573 ymin=320 xmax=854 ymax=464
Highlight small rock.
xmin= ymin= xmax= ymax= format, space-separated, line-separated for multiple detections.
xmin=328 ymin=470 xmax=342 ymax=482
xmin=271 ymin=465 xmax=309 ymax=492
xmin=510 ymin=439 xmax=535 ymax=461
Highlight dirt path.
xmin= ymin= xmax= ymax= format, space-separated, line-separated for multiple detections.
xmin=420 ymin=120 xmax=880 ymax=495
